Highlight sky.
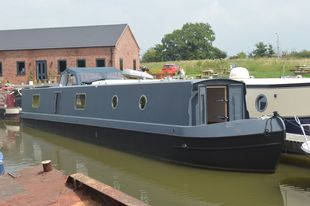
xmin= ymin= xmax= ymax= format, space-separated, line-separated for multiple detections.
xmin=0 ymin=0 xmax=309 ymax=56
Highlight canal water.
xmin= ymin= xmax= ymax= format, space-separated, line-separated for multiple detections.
xmin=1 ymin=122 xmax=310 ymax=206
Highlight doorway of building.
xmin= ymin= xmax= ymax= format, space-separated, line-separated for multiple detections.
xmin=36 ymin=60 xmax=47 ymax=80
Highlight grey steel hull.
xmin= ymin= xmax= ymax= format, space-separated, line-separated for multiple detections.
xmin=21 ymin=116 xmax=285 ymax=173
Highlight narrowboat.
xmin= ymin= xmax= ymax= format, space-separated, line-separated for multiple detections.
xmin=230 ymin=67 xmax=310 ymax=135
xmin=21 ymin=67 xmax=286 ymax=173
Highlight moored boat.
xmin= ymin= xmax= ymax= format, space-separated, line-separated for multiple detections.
xmin=122 ymin=68 xmax=154 ymax=79
xmin=230 ymin=67 xmax=310 ymax=135
xmin=21 ymin=67 xmax=286 ymax=173
xmin=0 ymin=85 xmax=22 ymax=121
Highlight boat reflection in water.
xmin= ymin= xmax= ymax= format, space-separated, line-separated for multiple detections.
xmin=280 ymin=177 xmax=310 ymax=206
xmin=0 ymin=123 xmax=20 ymax=155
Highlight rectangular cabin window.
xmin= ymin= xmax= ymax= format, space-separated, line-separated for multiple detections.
xmin=58 ymin=60 xmax=67 ymax=73
xmin=133 ymin=59 xmax=137 ymax=70
xmin=54 ymin=91 xmax=61 ymax=114
xmin=67 ymin=74 xmax=77 ymax=86
xmin=96 ymin=59 xmax=106 ymax=67
xmin=119 ymin=58 xmax=123 ymax=71
xmin=75 ymin=93 xmax=86 ymax=110
xmin=17 ymin=61 xmax=26 ymax=75
xmin=0 ymin=62 xmax=2 ymax=76
xmin=32 ymin=94 xmax=40 ymax=108
xmin=77 ymin=59 xmax=86 ymax=67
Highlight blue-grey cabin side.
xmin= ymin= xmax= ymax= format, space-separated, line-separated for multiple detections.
xmin=22 ymin=78 xmax=248 ymax=127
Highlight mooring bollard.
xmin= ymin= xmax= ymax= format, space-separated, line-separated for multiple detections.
xmin=41 ymin=160 xmax=52 ymax=172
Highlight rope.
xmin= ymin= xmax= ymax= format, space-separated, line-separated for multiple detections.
xmin=262 ymin=112 xmax=308 ymax=136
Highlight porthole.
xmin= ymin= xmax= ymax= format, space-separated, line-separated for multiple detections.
xmin=255 ymin=94 xmax=268 ymax=112
xmin=111 ymin=95 xmax=118 ymax=109
xmin=139 ymin=95 xmax=147 ymax=110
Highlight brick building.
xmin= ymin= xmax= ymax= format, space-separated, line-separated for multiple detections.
xmin=0 ymin=24 xmax=140 ymax=84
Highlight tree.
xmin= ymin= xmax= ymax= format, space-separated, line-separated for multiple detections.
xmin=141 ymin=47 xmax=156 ymax=62
xmin=142 ymin=22 xmax=226 ymax=62
xmin=229 ymin=52 xmax=247 ymax=59
xmin=267 ymin=44 xmax=275 ymax=57
xmin=285 ymin=50 xmax=310 ymax=58
xmin=251 ymin=42 xmax=267 ymax=57
xmin=210 ymin=47 xmax=227 ymax=59
xmin=142 ymin=47 xmax=159 ymax=62
xmin=237 ymin=52 xmax=247 ymax=59
xmin=251 ymin=42 xmax=275 ymax=58
xmin=141 ymin=44 xmax=165 ymax=62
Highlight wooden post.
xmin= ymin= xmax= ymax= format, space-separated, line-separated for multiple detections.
xmin=41 ymin=160 xmax=52 ymax=172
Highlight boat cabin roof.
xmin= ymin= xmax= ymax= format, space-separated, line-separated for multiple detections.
xmin=191 ymin=78 xmax=246 ymax=89
xmin=60 ymin=67 xmax=124 ymax=86
xmin=59 ymin=67 xmax=246 ymax=89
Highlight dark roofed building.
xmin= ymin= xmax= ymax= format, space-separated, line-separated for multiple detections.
xmin=0 ymin=24 xmax=140 ymax=84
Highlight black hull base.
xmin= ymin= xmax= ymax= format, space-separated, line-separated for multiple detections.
xmin=21 ymin=118 xmax=284 ymax=173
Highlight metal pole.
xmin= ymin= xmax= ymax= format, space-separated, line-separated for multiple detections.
xmin=275 ymin=33 xmax=280 ymax=58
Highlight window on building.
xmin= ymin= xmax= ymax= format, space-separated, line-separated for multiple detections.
xmin=58 ymin=60 xmax=67 ymax=73
xmin=119 ymin=58 xmax=123 ymax=71
xmin=77 ymin=59 xmax=86 ymax=67
xmin=96 ymin=59 xmax=106 ymax=67
xmin=17 ymin=61 xmax=26 ymax=75
xmin=133 ymin=59 xmax=137 ymax=70
xmin=36 ymin=60 xmax=47 ymax=80
xmin=96 ymin=59 xmax=105 ymax=67
xmin=0 ymin=62 xmax=2 ymax=77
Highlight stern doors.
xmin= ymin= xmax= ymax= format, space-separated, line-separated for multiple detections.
xmin=228 ymin=84 xmax=245 ymax=121
xmin=198 ymin=86 xmax=228 ymax=124
xmin=207 ymin=86 xmax=228 ymax=123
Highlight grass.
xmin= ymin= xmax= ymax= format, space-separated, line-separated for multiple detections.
xmin=142 ymin=58 xmax=310 ymax=78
